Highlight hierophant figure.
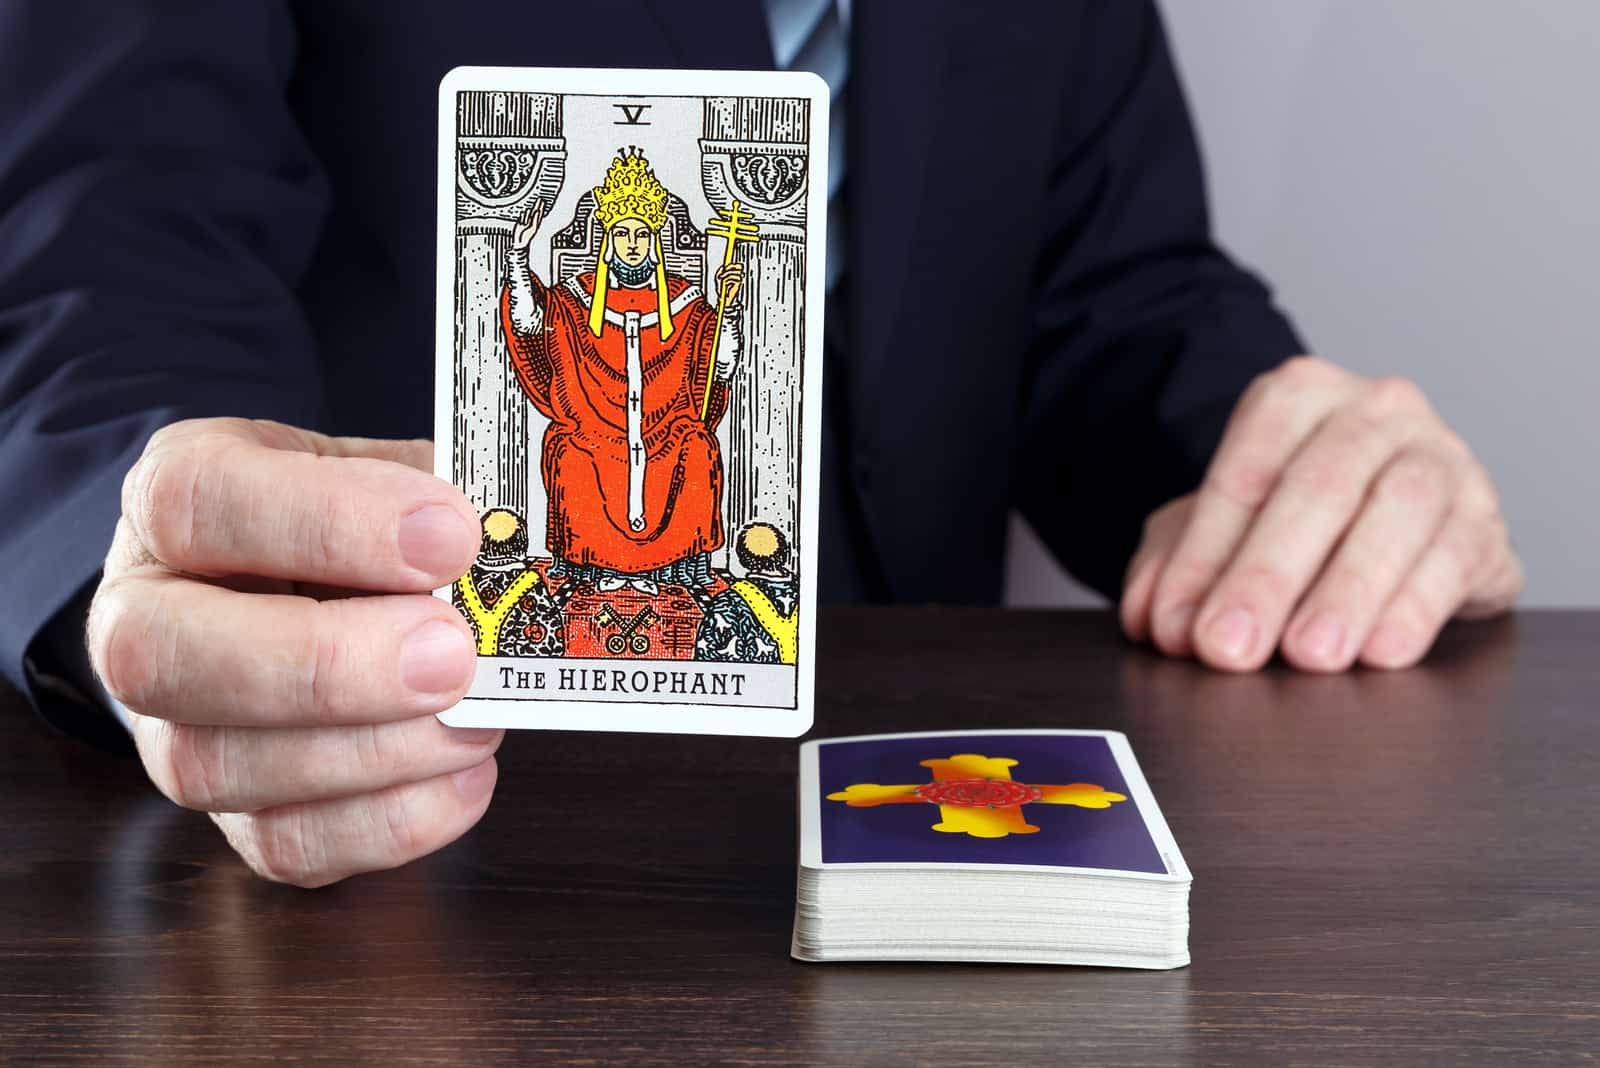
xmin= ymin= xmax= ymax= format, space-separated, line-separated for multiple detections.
xmin=500 ymin=147 xmax=745 ymax=593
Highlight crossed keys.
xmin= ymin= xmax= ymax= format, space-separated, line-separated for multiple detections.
xmin=594 ymin=602 xmax=659 ymax=655
xmin=700 ymin=200 xmax=760 ymax=420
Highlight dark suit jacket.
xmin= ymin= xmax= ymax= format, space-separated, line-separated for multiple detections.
xmin=0 ymin=1 xmax=1302 ymax=736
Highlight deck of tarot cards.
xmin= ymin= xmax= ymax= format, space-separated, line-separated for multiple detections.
xmin=792 ymin=730 xmax=1191 ymax=968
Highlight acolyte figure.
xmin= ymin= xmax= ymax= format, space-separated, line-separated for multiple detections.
xmin=500 ymin=147 xmax=746 ymax=593
xmin=451 ymin=508 xmax=566 ymax=657
xmin=695 ymin=522 xmax=800 ymax=665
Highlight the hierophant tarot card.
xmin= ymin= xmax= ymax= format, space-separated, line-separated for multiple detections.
xmin=433 ymin=67 xmax=826 ymax=736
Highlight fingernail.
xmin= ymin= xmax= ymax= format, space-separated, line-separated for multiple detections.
xmin=401 ymin=620 xmax=474 ymax=694
xmin=398 ymin=504 xmax=474 ymax=577
xmin=1207 ymin=607 xmax=1258 ymax=663
xmin=1297 ymin=612 xmax=1346 ymax=666
xmin=445 ymin=725 xmax=503 ymax=747
xmin=452 ymin=758 xmax=497 ymax=800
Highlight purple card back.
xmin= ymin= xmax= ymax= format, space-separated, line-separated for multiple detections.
xmin=816 ymin=732 xmax=1169 ymax=873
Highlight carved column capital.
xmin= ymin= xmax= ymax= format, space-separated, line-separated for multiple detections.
xmin=457 ymin=138 xmax=567 ymax=236
xmin=699 ymin=95 xmax=814 ymax=240
xmin=454 ymin=91 xmax=567 ymax=236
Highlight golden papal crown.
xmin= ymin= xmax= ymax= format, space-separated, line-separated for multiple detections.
xmin=593 ymin=147 xmax=670 ymax=232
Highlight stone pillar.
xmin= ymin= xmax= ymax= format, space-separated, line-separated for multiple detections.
xmin=452 ymin=91 xmax=566 ymax=516
xmin=700 ymin=98 xmax=813 ymax=570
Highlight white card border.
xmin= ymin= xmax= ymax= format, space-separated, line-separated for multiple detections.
xmin=798 ymin=730 xmax=1192 ymax=881
xmin=433 ymin=66 xmax=827 ymax=738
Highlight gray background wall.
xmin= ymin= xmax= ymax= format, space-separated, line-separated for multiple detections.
xmin=1005 ymin=0 xmax=1600 ymax=609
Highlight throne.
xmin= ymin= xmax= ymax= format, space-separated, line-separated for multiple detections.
xmin=549 ymin=190 xmax=709 ymax=289
xmin=522 ymin=189 xmax=722 ymax=661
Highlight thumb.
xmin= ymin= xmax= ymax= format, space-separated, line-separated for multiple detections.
xmin=124 ymin=420 xmax=476 ymax=591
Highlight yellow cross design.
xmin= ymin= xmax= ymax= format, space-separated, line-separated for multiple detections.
xmin=826 ymin=753 xmax=1129 ymax=839
xmin=730 ymin=579 xmax=798 ymax=664
xmin=455 ymin=568 xmax=544 ymax=655
xmin=700 ymin=200 xmax=760 ymax=419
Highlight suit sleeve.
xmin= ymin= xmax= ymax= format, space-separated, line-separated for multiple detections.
xmin=1014 ymin=3 xmax=1305 ymax=600
xmin=0 ymin=3 xmax=330 ymax=735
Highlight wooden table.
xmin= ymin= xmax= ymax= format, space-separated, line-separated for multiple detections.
xmin=2 ymin=608 xmax=1597 ymax=1065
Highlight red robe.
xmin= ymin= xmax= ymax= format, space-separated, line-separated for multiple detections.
xmin=500 ymin=269 xmax=729 ymax=574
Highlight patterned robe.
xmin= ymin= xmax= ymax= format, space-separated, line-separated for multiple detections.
xmin=452 ymin=563 xmax=565 ymax=657
xmin=694 ymin=573 xmax=799 ymax=665
xmin=501 ymin=270 xmax=729 ymax=575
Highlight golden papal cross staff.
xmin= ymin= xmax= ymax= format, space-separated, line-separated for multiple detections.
xmin=701 ymin=200 xmax=760 ymax=420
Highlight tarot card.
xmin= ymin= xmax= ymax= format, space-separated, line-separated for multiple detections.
xmin=433 ymin=67 xmax=826 ymax=737
xmin=799 ymin=731 xmax=1191 ymax=879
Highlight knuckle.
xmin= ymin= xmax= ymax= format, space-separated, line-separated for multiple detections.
xmin=248 ymin=809 xmax=326 ymax=888
xmin=295 ymin=602 xmax=358 ymax=722
xmin=103 ymin=517 xmax=160 ymax=577
xmin=376 ymin=792 xmax=426 ymax=866
xmin=123 ymin=438 xmax=207 ymax=566
xmin=1256 ymin=367 xmax=1301 ymax=407
xmin=355 ymin=722 xmax=411 ymax=784
xmin=153 ymin=722 xmax=226 ymax=811
xmin=1327 ymin=405 xmax=1394 ymax=455
xmin=1279 ymin=354 xmax=1333 ymax=382
xmin=1366 ymin=375 xmax=1429 ymax=416
xmin=1204 ymin=458 xmax=1279 ymax=511
xmin=141 ymin=420 xmax=195 ymax=457
xmin=291 ymin=459 xmax=355 ymax=572
xmin=1283 ymin=455 xmax=1361 ymax=502
xmin=1153 ymin=556 xmax=1215 ymax=604
xmin=1377 ymin=452 xmax=1451 ymax=511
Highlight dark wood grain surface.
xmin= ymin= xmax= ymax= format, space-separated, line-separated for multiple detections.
xmin=2 ymin=608 xmax=1597 ymax=1066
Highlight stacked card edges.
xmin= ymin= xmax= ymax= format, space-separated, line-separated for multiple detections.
xmin=792 ymin=730 xmax=1190 ymax=969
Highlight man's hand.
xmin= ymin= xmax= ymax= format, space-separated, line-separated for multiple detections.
xmin=87 ymin=418 xmax=498 ymax=887
xmin=714 ymin=261 xmax=744 ymax=306
xmin=1121 ymin=357 xmax=1521 ymax=672
xmin=511 ymin=198 xmax=545 ymax=252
